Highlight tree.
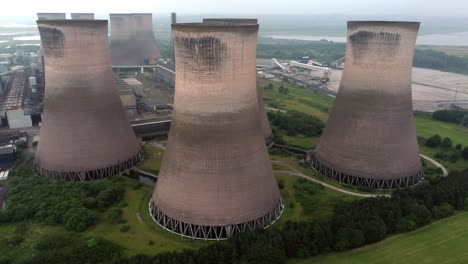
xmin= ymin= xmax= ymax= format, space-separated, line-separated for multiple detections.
xmin=456 ymin=144 xmax=463 ymax=150
xmin=463 ymin=146 xmax=468 ymax=160
xmin=441 ymin=137 xmax=452 ymax=148
xmin=425 ymin=134 xmax=442 ymax=148
xmin=247 ymin=243 xmax=287 ymax=264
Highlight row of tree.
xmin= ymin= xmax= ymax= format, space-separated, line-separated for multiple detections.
xmin=432 ymin=110 xmax=468 ymax=126
xmin=115 ymin=169 xmax=468 ymax=264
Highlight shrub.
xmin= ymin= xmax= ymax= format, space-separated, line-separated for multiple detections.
xmin=441 ymin=137 xmax=452 ymax=148
xmin=120 ymin=225 xmax=130 ymax=232
xmin=456 ymin=144 xmax=462 ymax=150
xmin=463 ymin=146 xmax=468 ymax=160
xmin=108 ymin=208 xmax=122 ymax=224
xmin=425 ymin=134 xmax=442 ymax=148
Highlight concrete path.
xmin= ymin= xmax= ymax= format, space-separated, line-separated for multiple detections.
xmin=272 ymin=160 xmax=390 ymax=198
xmin=420 ymin=154 xmax=449 ymax=177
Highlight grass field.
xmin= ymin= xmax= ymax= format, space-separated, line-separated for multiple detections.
xmin=84 ymin=180 xmax=206 ymax=256
xmin=291 ymin=212 xmax=468 ymax=264
xmin=415 ymin=115 xmax=468 ymax=146
xmin=137 ymin=144 xmax=165 ymax=174
xmin=275 ymin=172 xmax=357 ymax=224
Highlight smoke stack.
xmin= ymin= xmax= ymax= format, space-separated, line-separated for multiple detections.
xmin=150 ymin=23 xmax=283 ymax=240
xmin=34 ymin=20 xmax=143 ymax=181
xmin=71 ymin=13 xmax=94 ymax=20
xmin=202 ymin=18 xmax=273 ymax=145
xmin=110 ymin=13 xmax=161 ymax=66
xmin=312 ymin=21 xmax=423 ymax=189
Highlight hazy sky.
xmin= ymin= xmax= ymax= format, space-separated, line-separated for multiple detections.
xmin=0 ymin=0 xmax=467 ymax=19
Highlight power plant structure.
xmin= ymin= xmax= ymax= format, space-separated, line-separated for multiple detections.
xmin=71 ymin=13 xmax=94 ymax=20
xmin=312 ymin=21 xmax=424 ymax=189
xmin=150 ymin=23 xmax=283 ymax=240
xmin=109 ymin=13 xmax=161 ymax=66
xmin=36 ymin=13 xmax=66 ymax=73
xmin=202 ymin=18 xmax=273 ymax=145
xmin=37 ymin=13 xmax=66 ymax=20
xmin=34 ymin=20 xmax=143 ymax=181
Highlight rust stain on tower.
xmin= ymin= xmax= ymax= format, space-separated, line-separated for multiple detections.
xmin=312 ymin=21 xmax=423 ymax=189
xmin=34 ymin=20 xmax=143 ymax=181
xmin=150 ymin=23 xmax=283 ymax=240
xmin=110 ymin=13 xmax=161 ymax=66
xmin=203 ymin=18 xmax=273 ymax=145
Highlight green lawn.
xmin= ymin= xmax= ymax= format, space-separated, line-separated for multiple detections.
xmin=84 ymin=181 xmax=206 ymax=256
xmin=275 ymin=173 xmax=357 ymax=225
xmin=138 ymin=144 xmax=165 ymax=174
xmin=419 ymin=145 xmax=468 ymax=172
xmin=291 ymin=212 xmax=468 ymax=264
xmin=415 ymin=115 xmax=468 ymax=146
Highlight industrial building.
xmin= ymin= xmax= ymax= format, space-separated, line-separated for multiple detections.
xmin=109 ymin=13 xmax=161 ymax=66
xmin=114 ymin=77 xmax=138 ymax=117
xmin=0 ymin=145 xmax=15 ymax=169
xmin=150 ymin=23 xmax=283 ymax=240
xmin=34 ymin=20 xmax=143 ymax=181
xmin=203 ymin=18 xmax=273 ymax=145
xmin=0 ymin=71 xmax=33 ymax=129
xmin=71 ymin=13 xmax=94 ymax=20
xmin=312 ymin=21 xmax=424 ymax=189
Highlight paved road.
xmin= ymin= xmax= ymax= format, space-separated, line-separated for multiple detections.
xmin=420 ymin=154 xmax=449 ymax=177
xmin=272 ymin=160 xmax=390 ymax=198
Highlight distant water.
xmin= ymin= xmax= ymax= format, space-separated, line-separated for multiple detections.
xmin=267 ymin=32 xmax=468 ymax=46
xmin=13 ymin=36 xmax=40 ymax=41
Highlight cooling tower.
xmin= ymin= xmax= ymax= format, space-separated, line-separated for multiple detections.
xmin=203 ymin=18 xmax=273 ymax=145
xmin=37 ymin=13 xmax=66 ymax=20
xmin=150 ymin=23 xmax=283 ymax=240
xmin=71 ymin=13 xmax=94 ymax=20
xmin=110 ymin=13 xmax=161 ymax=66
xmin=37 ymin=13 xmax=66 ymax=72
xmin=34 ymin=20 xmax=143 ymax=181
xmin=312 ymin=21 xmax=423 ymax=189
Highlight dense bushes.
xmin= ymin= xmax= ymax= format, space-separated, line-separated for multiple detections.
xmin=425 ymin=134 xmax=442 ymax=148
xmin=0 ymin=165 xmax=126 ymax=232
xmin=268 ymin=110 xmax=325 ymax=137
xmin=432 ymin=110 xmax=467 ymax=125
xmin=117 ymin=169 xmax=468 ymax=264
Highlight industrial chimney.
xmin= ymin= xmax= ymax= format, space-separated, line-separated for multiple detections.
xmin=71 ymin=13 xmax=94 ymax=20
xmin=34 ymin=20 xmax=143 ymax=181
xmin=202 ymin=18 xmax=274 ymax=145
xmin=150 ymin=23 xmax=283 ymax=240
xmin=110 ymin=13 xmax=161 ymax=66
xmin=312 ymin=21 xmax=423 ymax=189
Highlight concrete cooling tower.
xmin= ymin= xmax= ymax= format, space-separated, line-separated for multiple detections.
xmin=150 ymin=23 xmax=283 ymax=240
xmin=203 ymin=18 xmax=273 ymax=145
xmin=312 ymin=21 xmax=423 ymax=189
xmin=110 ymin=13 xmax=161 ymax=66
xmin=37 ymin=13 xmax=66 ymax=20
xmin=71 ymin=13 xmax=94 ymax=20
xmin=34 ymin=20 xmax=143 ymax=181
xmin=37 ymin=13 xmax=66 ymax=72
